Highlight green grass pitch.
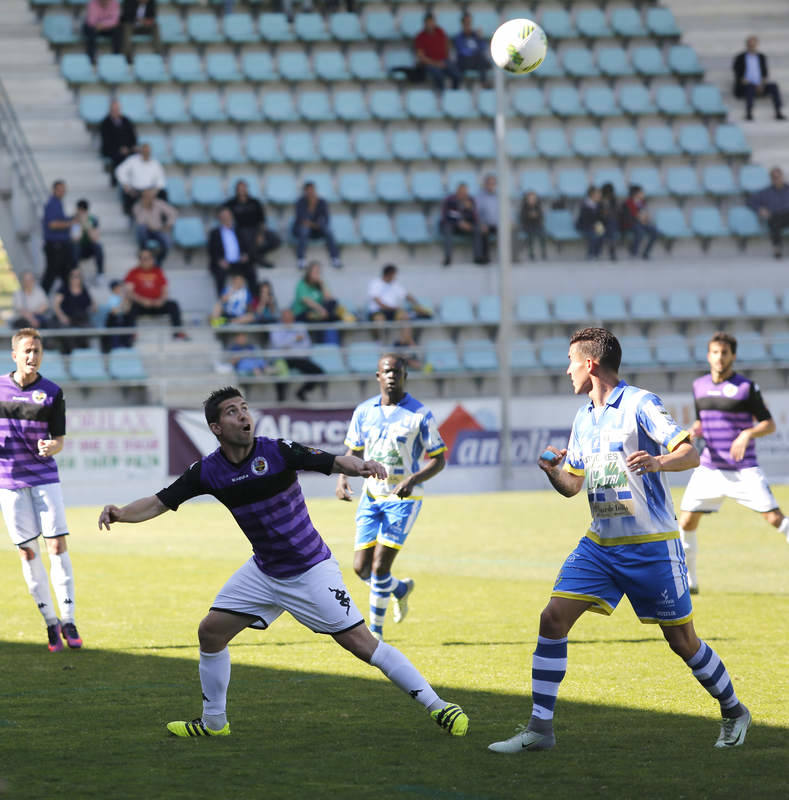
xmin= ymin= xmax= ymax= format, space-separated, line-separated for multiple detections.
xmin=1 ymin=488 xmax=788 ymax=799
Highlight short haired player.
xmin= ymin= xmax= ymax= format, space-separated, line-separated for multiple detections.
xmin=489 ymin=328 xmax=750 ymax=754
xmin=0 ymin=328 xmax=82 ymax=652
xmin=98 ymin=387 xmax=467 ymax=738
xmin=336 ymin=354 xmax=446 ymax=641
xmin=678 ymin=331 xmax=788 ymax=593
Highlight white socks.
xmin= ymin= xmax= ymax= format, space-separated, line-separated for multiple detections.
xmin=778 ymin=517 xmax=789 ymax=542
xmin=200 ymin=648 xmax=231 ymax=730
xmin=369 ymin=641 xmax=442 ymax=712
xmin=48 ymin=550 xmax=75 ymax=623
xmin=20 ymin=539 xmax=57 ymax=626
xmin=679 ymin=526 xmax=698 ymax=589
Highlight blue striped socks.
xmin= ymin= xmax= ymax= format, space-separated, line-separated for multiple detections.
xmin=531 ymin=635 xmax=568 ymax=721
xmin=369 ymin=572 xmax=394 ymax=637
xmin=685 ymin=639 xmax=740 ymax=713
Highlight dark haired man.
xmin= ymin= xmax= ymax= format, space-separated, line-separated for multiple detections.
xmin=292 ymin=181 xmax=341 ymax=270
xmin=99 ymin=387 xmax=468 ymax=739
xmin=678 ymin=332 xmax=788 ymax=593
xmin=489 ymin=327 xmax=750 ymax=753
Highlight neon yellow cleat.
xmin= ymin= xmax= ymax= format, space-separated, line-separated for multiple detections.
xmin=430 ymin=703 xmax=469 ymax=736
xmin=166 ymin=718 xmax=231 ymax=738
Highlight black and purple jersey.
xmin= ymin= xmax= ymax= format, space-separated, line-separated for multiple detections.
xmin=157 ymin=437 xmax=336 ymax=578
xmin=0 ymin=373 xmax=65 ymax=489
xmin=693 ymin=373 xmax=771 ymax=470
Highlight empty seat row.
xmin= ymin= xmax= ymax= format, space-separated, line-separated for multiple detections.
xmin=4 ymin=347 xmax=146 ymax=382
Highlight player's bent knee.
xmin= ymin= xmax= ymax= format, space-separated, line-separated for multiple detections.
xmin=18 ymin=546 xmax=36 ymax=561
xmin=539 ymin=605 xmax=568 ymax=638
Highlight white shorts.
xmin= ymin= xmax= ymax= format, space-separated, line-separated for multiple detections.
xmin=211 ymin=556 xmax=365 ymax=635
xmin=0 ymin=483 xmax=69 ymax=547
xmin=680 ymin=465 xmax=779 ymax=514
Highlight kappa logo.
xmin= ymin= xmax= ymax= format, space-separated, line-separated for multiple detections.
xmin=409 ymin=688 xmax=423 ymax=699
xmin=31 ymin=390 xmax=47 ymax=404
xmin=328 ymin=587 xmax=351 ymax=616
xmin=250 ymin=456 xmax=268 ymax=476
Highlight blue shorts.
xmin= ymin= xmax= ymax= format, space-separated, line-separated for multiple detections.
xmin=552 ymin=536 xmax=693 ymax=625
xmin=354 ymin=493 xmax=422 ymax=551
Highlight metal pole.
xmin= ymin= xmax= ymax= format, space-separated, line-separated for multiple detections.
xmin=494 ymin=67 xmax=513 ymax=490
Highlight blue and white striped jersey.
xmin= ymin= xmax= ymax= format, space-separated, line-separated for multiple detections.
xmin=564 ymin=381 xmax=689 ymax=545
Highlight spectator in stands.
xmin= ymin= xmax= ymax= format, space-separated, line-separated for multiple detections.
xmin=124 ymin=248 xmax=187 ymax=339
xmin=476 ymin=174 xmax=498 ymax=264
xmin=133 ymin=188 xmax=177 ymax=264
xmin=100 ymin=99 xmax=137 ymax=183
xmin=367 ymin=263 xmax=431 ymax=322
xmin=599 ymin=183 xmax=619 ymax=262
xmin=71 ymin=199 xmax=104 ymax=283
xmin=733 ymin=36 xmax=785 ymax=121
xmin=115 ymin=141 xmax=166 ymax=217
xmin=224 ymin=180 xmax=281 ymax=269
xmin=12 ymin=271 xmax=52 ymax=330
xmin=453 ymin=12 xmax=489 ymax=85
xmin=748 ymin=166 xmax=789 ymax=259
xmin=292 ymin=261 xmax=343 ymax=324
xmin=208 ymin=207 xmax=258 ymax=298
xmin=269 ymin=309 xmax=325 ymax=403
xmin=576 ymin=186 xmax=605 ymax=260
xmin=102 ymin=279 xmax=135 ymax=352
xmin=83 ymin=0 xmax=122 ymax=65
xmin=415 ymin=12 xmax=460 ymax=91
xmin=519 ymin=190 xmax=547 ymax=261
xmin=52 ymin=268 xmax=97 ymax=354
xmin=440 ymin=182 xmax=484 ymax=266
xmin=292 ymin=181 xmax=341 ymax=271
xmin=211 ymin=271 xmax=253 ymax=327
xmin=248 ymin=280 xmax=280 ymax=325
xmin=120 ymin=0 xmax=160 ymax=63
xmin=42 ymin=180 xmax=75 ymax=295
xmin=622 ymin=185 xmax=658 ymax=260
xmin=227 ymin=331 xmax=270 ymax=378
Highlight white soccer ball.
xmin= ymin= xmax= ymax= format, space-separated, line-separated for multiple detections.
xmin=490 ymin=18 xmax=548 ymax=74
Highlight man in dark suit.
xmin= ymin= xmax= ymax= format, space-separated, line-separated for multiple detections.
xmin=292 ymin=181 xmax=341 ymax=270
xmin=733 ymin=36 xmax=785 ymax=121
xmin=100 ymin=99 xmax=137 ymax=180
xmin=208 ymin=207 xmax=258 ymax=297
xmin=121 ymin=0 xmax=160 ymax=61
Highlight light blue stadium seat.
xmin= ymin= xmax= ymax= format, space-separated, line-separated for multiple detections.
xmin=549 ymin=85 xmax=583 ymax=117
xmin=597 ymin=47 xmax=633 ymax=78
xmin=477 ymin=88 xmax=497 ymax=118
xmin=79 ymin=94 xmax=110 ymax=125
xmin=242 ymin=51 xmax=277 ymax=82
xmin=539 ymin=337 xmax=571 ymax=369
xmin=246 ymin=132 xmax=283 ymax=164
xmin=732 ymin=331 xmax=770 ymax=364
xmin=592 ymin=292 xmax=628 ymax=322
xmin=442 ymin=89 xmax=475 ymax=120
xmin=304 ymin=172 xmax=337 ymax=204
xmin=384 ymin=47 xmax=418 ymax=75
xmin=349 ymin=50 xmax=386 ymax=81
xmin=339 ymin=172 xmax=374 ymax=204
xmin=308 ymin=344 xmax=345 ymax=374
xmin=464 ymin=128 xmax=496 ymax=160
xmin=477 ymin=295 xmax=501 ymax=324
xmin=679 ymin=124 xmax=715 ymax=156
xmin=630 ymin=291 xmax=664 ymax=320
xmin=334 ymin=89 xmax=369 ymax=122
xmin=405 ymin=89 xmax=441 ymax=120
xmin=728 ymin=206 xmax=762 ymax=241
xmin=114 ymin=91 xmax=151 ymax=124
xmin=298 ymin=90 xmax=335 ymax=122
xmin=667 ymin=290 xmax=703 ymax=319
xmin=739 ymin=164 xmax=770 ymax=193
xmin=43 ymin=13 xmax=77 ymax=45
xmin=440 ymin=296 xmax=475 ymax=325
xmin=171 ymin=52 xmax=206 ymax=83
xmin=347 ymin=342 xmax=382 ymax=373
xmin=520 ymin=168 xmax=554 ymax=198
xmin=512 ymin=86 xmax=548 ymax=117
xmin=424 ymin=341 xmax=462 ymax=373
xmin=506 ymin=129 xmax=536 ymax=160
xmin=69 ymin=349 xmax=109 ymax=382
xmin=647 ymin=7 xmax=681 ymax=37
xmin=411 ymin=171 xmax=445 ymax=202
xmin=545 ymin=209 xmax=581 ymax=242
xmin=553 ymin=293 xmax=588 ymax=322
xmin=576 ymin=8 xmax=612 ymax=38
xmin=319 ymin=131 xmax=353 ymax=162
xmin=563 ymin=48 xmax=599 ymax=78
xmin=655 ymin=207 xmax=692 ymax=240
xmin=655 ymin=334 xmax=693 ymax=367
xmin=223 ymin=12 xmax=257 ymax=43
xmin=394 ymin=211 xmax=431 ymax=243
xmin=715 ymin=125 xmax=750 ymax=157
xmin=743 ymin=288 xmax=780 ymax=317
xmin=209 ymin=133 xmax=244 ymax=165
xmin=644 ymin=125 xmax=680 ymax=156
xmin=266 ymin=173 xmax=300 ymax=205
xmin=536 ymin=128 xmax=571 ymax=159
xmin=314 ymin=50 xmax=350 ymax=82
xmin=187 ymin=12 xmax=222 ymax=44
xmin=172 ymin=134 xmax=208 ymax=166
xmin=540 ymin=9 xmax=576 ymax=39
xmin=511 ymin=339 xmax=538 ymax=370
xmin=516 ymin=294 xmax=551 ymax=324
xmin=620 ymin=83 xmax=656 ymax=115
xmin=629 ymin=166 xmax=666 ymax=197
xmin=608 ymin=126 xmax=644 ymax=158
xmin=365 ymin=10 xmax=398 ymax=41
xmin=447 ymin=170 xmax=478 ymax=194
xmin=134 ymin=53 xmax=168 ymax=83
xmin=360 ymin=213 xmax=396 ymax=245
xmin=769 ymin=332 xmax=789 ymax=362
xmin=206 ymin=52 xmax=242 ymax=83
xmin=392 ymin=130 xmax=427 ymax=161
xmin=436 ymin=11 xmax=465 ymax=37
xmin=572 ymin=127 xmax=608 ymax=158
xmin=173 ymin=217 xmax=207 ymax=249
xmin=227 ymin=91 xmax=261 ymax=123
xmin=329 ymin=12 xmax=364 ymax=42
xmin=705 ymin=289 xmax=740 ymax=318
xmin=668 ymin=45 xmax=704 ymax=77
xmin=191 ymin=175 xmax=224 ymax=206
xmin=557 ymin=168 xmax=588 ymax=200
xmin=592 ymin=167 xmax=627 ymax=198
xmin=97 ymin=54 xmax=132 ymax=84
xmin=632 ymin=46 xmax=669 ymax=77
xmin=279 ymin=51 xmax=315 ymax=82
xmin=612 ymin=8 xmax=647 ymax=37
xmin=141 ymin=134 xmax=171 ymax=164
xmin=158 ymin=13 xmax=188 ymax=44
xmin=370 ymin=89 xmax=406 ymax=120
xmin=165 ymin=176 xmax=189 ymax=208
xmin=656 ymin=85 xmax=692 ymax=115
xmin=692 ymin=85 xmax=728 ymax=116
xmin=282 ymin=131 xmax=318 ymax=162
xmin=375 ymin=171 xmax=411 ymax=203
xmin=153 ymin=92 xmax=189 ymax=124
xmin=259 ymin=13 xmax=294 ymax=43
xmin=703 ymin=165 xmax=737 ymax=197
xmin=331 ymin=214 xmax=361 ymax=245
xmin=471 ymin=10 xmax=500 ymax=37
xmin=355 ymin=129 xmax=389 ymax=162
xmin=691 ymin=332 xmax=713 ymax=363
xmin=399 ymin=9 xmax=425 ymax=38
xmin=584 ymin=86 xmax=620 ymax=117
xmin=262 ymin=91 xmax=298 ymax=122
xmin=462 ymin=339 xmax=499 ymax=371
xmin=667 ymin=166 xmax=701 ymax=198
xmin=536 ymin=48 xmax=562 ymax=78
xmin=428 ymin=129 xmax=463 ymax=160
xmin=190 ymin=91 xmax=226 ymax=123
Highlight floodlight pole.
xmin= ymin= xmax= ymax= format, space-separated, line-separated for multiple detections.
xmin=494 ymin=66 xmax=513 ymax=490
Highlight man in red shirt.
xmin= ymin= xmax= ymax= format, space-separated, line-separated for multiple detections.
xmin=414 ymin=12 xmax=460 ymax=91
xmin=621 ymin=185 xmax=658 ymax=259
xmin=124 ymin=248 xmax=187 ymax=339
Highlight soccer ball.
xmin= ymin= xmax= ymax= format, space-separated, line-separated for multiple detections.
xmin=490 ymin=18 xmax=548 ymax=74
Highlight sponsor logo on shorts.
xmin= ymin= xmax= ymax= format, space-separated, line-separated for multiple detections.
xmin=250 ymin=457 xmax=268 ymax=476
xmin=328 ymin=586 xmax=351 ymax=616
xmin=657 ymin=588 xmax=675 ymax=607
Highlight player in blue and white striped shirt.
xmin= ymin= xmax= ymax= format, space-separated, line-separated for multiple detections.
xmin=489 ymin=328 xmax=751 ymax=754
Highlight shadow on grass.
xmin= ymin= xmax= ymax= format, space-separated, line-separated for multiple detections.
xmin=0 ymin=641 xmax=785 ymax=800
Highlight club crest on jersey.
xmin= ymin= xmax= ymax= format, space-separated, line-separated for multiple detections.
xmin=722 ymin=383 xmax=738 ymax=398
xmin=250 ymin=456 xmax=268 ymax=476
xmin=31 ymin=390 xmax=47 ymax=404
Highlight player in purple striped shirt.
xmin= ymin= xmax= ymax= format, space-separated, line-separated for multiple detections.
xmin=98 ymin=386 xmax=468 ymax=739
xmin=679 ymin=331 xmax=789 ymax=592
xmin=0 ymin=328 xmax=82 ymax=652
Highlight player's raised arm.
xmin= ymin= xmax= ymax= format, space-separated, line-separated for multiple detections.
xmin=332 ymin=454 xmax=387 ymax=480
xmin=336 ymin=447 xmax=364 ymax=501
xmin=98 ymin=495 xmax=169 ymax=530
